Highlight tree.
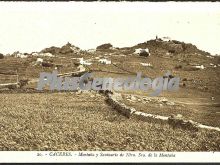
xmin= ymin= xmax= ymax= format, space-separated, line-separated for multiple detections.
xmin=0 ymin=53 xmax=4 ymax=59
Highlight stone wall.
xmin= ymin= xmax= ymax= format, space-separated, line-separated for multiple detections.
xmin=105 ymin=91 xmax=220 ymax=132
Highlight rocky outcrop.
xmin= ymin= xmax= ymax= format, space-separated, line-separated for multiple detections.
xmin=96 ymin=43 xmax=113 ymax=50
xmin=60 ymin=42 xmax=80 ymax=54
xmin=134 ymin=39 xmax=211 ymax=56
xmin=41 ymin=46 xmax=60 ymax=54
xmin=41 ymin=42 xmax=80 ymax=55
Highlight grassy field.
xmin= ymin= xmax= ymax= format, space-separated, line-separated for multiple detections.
xmin=0 ymin=92 xmax=219 ymax=151
xmin=121 ymin=88 xmax=220 ymax=127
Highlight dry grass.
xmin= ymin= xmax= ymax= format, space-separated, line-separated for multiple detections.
xmin=121 ymin=89 xmax=220 ymax=127
xmin=0 ymin=92 xmax=219 ymax=151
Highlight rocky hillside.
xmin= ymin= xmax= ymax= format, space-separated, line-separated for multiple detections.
xmin=40 ymin=42 xmax=81 ymax=56
xmin=0 ymin=38 xmax=220 ymax=151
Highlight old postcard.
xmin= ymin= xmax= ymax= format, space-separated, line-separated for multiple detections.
xmin=0 ymin=1 xmax=219 ymax=163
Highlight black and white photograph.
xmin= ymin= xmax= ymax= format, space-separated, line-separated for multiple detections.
xmin=0 ymin=1 xmax=219 ymax=163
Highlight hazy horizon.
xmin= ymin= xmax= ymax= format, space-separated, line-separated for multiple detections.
xmin=0 ymin=2 xmax=220 ymax=55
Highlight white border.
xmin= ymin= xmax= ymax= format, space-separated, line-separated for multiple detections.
xmin=0 ymin=151 xmax=219 ymax=163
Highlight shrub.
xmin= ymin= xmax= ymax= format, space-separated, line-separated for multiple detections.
xmin=42 ymin=62 xmax=54 ymax=67
xmin=19 ymin=79 xmax=29 ymax=88
xmin=0 ymin=53 xmax=4 ymax=59
xmin=174 ymin=65 xmax=182 ymax=69
xmin=139 ymin=50 xmax=150 ymax=57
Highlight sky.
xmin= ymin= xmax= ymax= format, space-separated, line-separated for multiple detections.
xmin=0 ymin=2 xmax=220 ymax=55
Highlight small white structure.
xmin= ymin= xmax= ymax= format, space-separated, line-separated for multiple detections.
xmin=34 ymin=58 xmax=43 ymax=66
xmin=194 ymin=65 xmax=205 ymax=70
xmin=17 ymin=53 xmax=27 ymax=58
xmin=134 ymin=48 xmax=150 ymax=56
xmin=134 ymin=48 xmax=149 ymax=54
xmin=42 ymin=53 xmax=54 ymax=57
xmin=37 ymin=58 xmax=43 ymax=63
xmin=210 ymin=63 xmax=217 ymax=68
xmin=77 ymin=65 xmax=86 ymax=72
xmin=13 ymin=52 xmax=27 ymax=58
xmin=134 ymin=48 xmax=142 ymax=54
xmin=32 ymin=52 xmax=38 ymax=56
xmin=31 ymin=52 xmax=54 ymax=57
xmin=140 ymin=63 xmax=152 ymax=67
xmin=99 ymin=59 xmax=111 ymax=64
xmin=79 ymin=58 xmax=92 ymax=66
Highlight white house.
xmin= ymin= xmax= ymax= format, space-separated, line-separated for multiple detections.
xmin=32 ymin=52 xmax=54 ymax=57
xmin=79 ymin=58 xmax=92 ymax=66
xmin=134 ymin=48 xmax=150 ymax=56
xmin=98 ymin=59 xmax=111 ymax=64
